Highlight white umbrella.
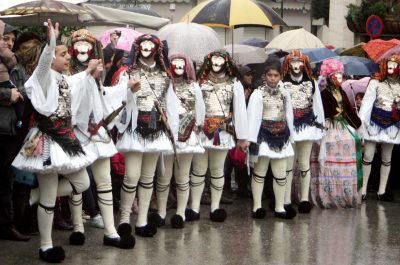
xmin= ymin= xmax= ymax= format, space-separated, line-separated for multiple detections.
xmin=224 ymin=44 xmax=267 ymax=65
xmin=266 ymin=28 xmax=324 ymax=51
xmin=157 ymin=22 xmax=222 ymax=64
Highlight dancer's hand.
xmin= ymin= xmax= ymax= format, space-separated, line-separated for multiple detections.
xmin=86 ymin=59 xmax=101 ymax=75
xmin=128 ymin=76 xmax=141 ymax=92
xmin=91 ymin=60 xmax=104 ymax=78
xmin=237 ymin=139 xmax=249 ymax=151
xmin=46 ymin=19 xmax=59 ymax=45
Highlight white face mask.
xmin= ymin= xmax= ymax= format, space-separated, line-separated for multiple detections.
xmin=211 ymin=55 xmax=225 ymax=73
xmin=73 ymin=41 xmax=93 ymax=63
xmin=140 ymin=40 xmax=155 ymax=58
xmin=387 ymin=61 xmax=398 ymax=75
xmin=330 ymin=72 xmax=344 ymax=86
xmin=290 ymin=60 xmax=304 ymax=74
xmin=171 ymin=58 xmax=185 ymax=76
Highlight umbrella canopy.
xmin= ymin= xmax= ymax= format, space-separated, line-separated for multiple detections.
xmin=342 ymin=77 xmax=371 ymax=107
xmin=124 ymin=6 xmax=161 ymax=18
xmin=98 ymin=27 xmax=142 ymax=52
xmin=362 ymin=39 xmax=400 ymax=62
xmin=337 ymin=56 xmax=379 ymax=76
xmin=180 ymin=0 xmax=286 ymax=28
xmin=0 ymin=0 xmax=95 ymax=26
xmin=340 ymin=43 xmax=368 ymax=58
xmin=300 ymin=48 xmax=337 ymax=63
xmin=0 ymin=0 xmax=85 ymax=11
xmin=266 ymin=28 xmax=325 ymax=51
xmin=224 ymin=44 xmax=267 ymax=65
xmin=316 ymin=56 xmax=378 ymax=77
xmin=157 ymin=22 xmax=222 ymax=64
xmin=0 ymin=1 xmax=169 ymax=29
xmin=239 ymin=38 xmax=269 ymax=48
xmin=376 ymin=45 xmax=400 ymax=62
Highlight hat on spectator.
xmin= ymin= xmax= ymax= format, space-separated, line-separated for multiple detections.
xmin=238 ymin=65 xmax=253 ymax=76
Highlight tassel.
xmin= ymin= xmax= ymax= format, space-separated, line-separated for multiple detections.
xmin=42 ymin=136 xmax=51 ymax=167
xmin=213 ymin=127 xmax=221 ymax=146
xmin=391 ymin=101 xmax=399 ymax=122
xmin=120 ymin=108 xmax=127 ymax=125
xmin=149 ymin=106 xmax=157 ymax=129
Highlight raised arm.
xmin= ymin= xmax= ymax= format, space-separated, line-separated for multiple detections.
xmin=33 ymin=20 xmax=59 ymax=93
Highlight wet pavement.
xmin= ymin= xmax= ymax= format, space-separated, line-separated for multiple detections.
xmin=1 ymin=194 xmax=399 ymax=265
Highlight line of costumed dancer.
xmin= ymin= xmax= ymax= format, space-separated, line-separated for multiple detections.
xmin=9 ymin=20 xmax=400 ymax=263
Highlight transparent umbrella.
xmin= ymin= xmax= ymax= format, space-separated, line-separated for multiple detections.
xmin=157 ymin=22 xmax=223 ymax=64
xmin=224 ymin=44 xmax=267 ymax=65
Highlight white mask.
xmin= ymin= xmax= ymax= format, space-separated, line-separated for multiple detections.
xmin=73 ymin=41 xmax=93 ymax=63
xmin=140 ymin=40 xmax=155 ymax=58
xmin=171 ymin=58 xmax=185 ymax=76
xmin=331 ymin=72 xmax=343 ymax=86
xmin=387 ymin=61 xmax=398 ymax=75
xmin=290 ymin=60 xmax=304 ymax=74
xmin=211 ymin=55 xmax=225 ymax=73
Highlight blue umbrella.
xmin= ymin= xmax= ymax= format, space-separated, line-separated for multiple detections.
xmin=335 ymin=56 xmax=379 ymax=76
xmin=300 ymin=48 xmax=337 ymax=63
xmin=240 ymin=38 xmax=269 ymax=48
xmin=315 ymin=56 xmax=379 ymax=76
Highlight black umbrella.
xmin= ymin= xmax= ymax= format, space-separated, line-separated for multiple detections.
xmin=240 ymin=38 xmax=269 ymax=48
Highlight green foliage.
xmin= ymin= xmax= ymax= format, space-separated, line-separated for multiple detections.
xmin=346 ymin=0 xmax=387 ymax=25
xmin=16 ymin=26 xmax=81 ymax=40
xmin=311 ymin=0 xmax=330 ymax=21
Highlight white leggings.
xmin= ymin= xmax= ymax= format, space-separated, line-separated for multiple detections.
xmin=90 ymin=158 xmax=117 ymax=236
xmin=36 ymin=169 xmax=89 ymax=248
xmin=119 ymin=152 xmax=160 ymax=226
xmin=285 ymin=141 xmax=313 ymax=203
xmin=156 ymin=154 xmax=193 ymax=219
xmin=361 ymin=141 xmax=394 ymax=195
xmin=252 ymin=157 xmax=287 ymax=212
xmin=190 ymin=149 xmax=228 ymax=211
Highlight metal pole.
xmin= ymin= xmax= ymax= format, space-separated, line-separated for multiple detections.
xmin=309 ymin=0 xmax=313 ymax=33
xmin=231 ymin=27 xmax=234 ymax=56
xmin=280 ymin=0 xmax=284 ymax=33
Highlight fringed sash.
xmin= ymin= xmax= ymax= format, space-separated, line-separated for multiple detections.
xmin=371 ymin=106 xmax=400 ymax=129
xmin=35 ymin=112 xmax=84 ymax=156
xmin=203 ymin=115 xmax=234 ymax=145
xmin=258 ymin=119 xmax=290 ymax=152
xmin=131 ymin=109 xmax=166 ymax=141
xmin=293 ymin=106 xmax=316 ymax=132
